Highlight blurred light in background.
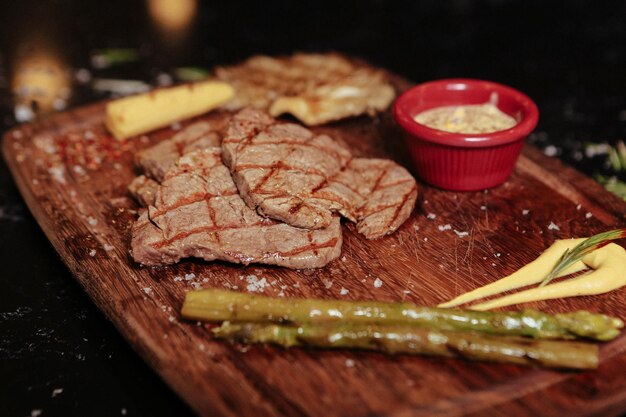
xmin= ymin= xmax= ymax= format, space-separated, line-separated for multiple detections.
xmin=148 ymin=0 xmax=197 ymax=45
xmin=11 ymin=45 xmax=70 ymax=122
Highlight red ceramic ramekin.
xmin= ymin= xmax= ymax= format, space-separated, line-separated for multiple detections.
xmin=393 ymin=79 xmax=539 ymax=191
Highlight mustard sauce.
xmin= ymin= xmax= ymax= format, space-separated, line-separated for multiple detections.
xmin=439 ymin=239 xmax=626 ymax=310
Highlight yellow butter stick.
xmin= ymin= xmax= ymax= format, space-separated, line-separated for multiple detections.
xmin=105 ymin=80 xmax=234 ymax=140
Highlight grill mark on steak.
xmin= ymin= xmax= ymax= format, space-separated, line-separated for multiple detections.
xmin=222 ymin=109 xmax=417 ymax=239
xmin=234 ymin=163 xmax=327 ymax=178
xmin=131 ymin=148 xmax=342 ymax=268
xmin=223 ymin=139 xmax=346 ymax=161
xmin=133 ymin=119 xmax=225 ymax=183
xmin=149 ymin=190 xmax=239 ymax=218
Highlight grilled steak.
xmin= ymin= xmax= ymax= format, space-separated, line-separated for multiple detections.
xmin=222 ymin=109 xmax=417 ymax=239
xmin=221 ymin=108 xmax=352 ymax=229
xmin=131 ymin=148 xmax=342 ymax=268
xmin=128 ymin=175 xmax=159 ymax=207
xmin=315 ymin=158 xmax=418 ymax=239
xmin=215 ymin=53 xmax=395 ymax=125
xmin=135 ymin=118 xmax=226 ymax=182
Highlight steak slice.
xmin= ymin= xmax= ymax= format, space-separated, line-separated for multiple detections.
xmin=215 ymin=53 xmax=395 ymax=125
xmin=221 ymin=108 xmax=352 ymax=229
xmin=128 ymin=175 xmax=159 ymax=207
xmin=131 ymin=148 xmax=342 ymax=268
xmin=222 ymin=109 xmax=418 ymax=239
xmin=135 ymin=119 xmax=225 ymax=182
xmin=314 ymin=158 xmax=418 ymax=239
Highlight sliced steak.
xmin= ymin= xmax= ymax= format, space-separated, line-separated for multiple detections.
xmin=128 ymin=175 xmax=159 ymax=207
xmin=131 ymin=148 xmax=342 ymax=268
xmin=221 ymin=108 xmax=352 ymax=229
xmin=135 ymin=119 xmax=225 ymax=182
xmin=222 ymin=109 xmax=418 ymax=239
xmin=215 ymin=53 xmax=395 ymax=125
xmin=314 ymin=158 xmax=418 ymax=239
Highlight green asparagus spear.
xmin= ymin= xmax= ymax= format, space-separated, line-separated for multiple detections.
xmin=182 ymin=289 xmax=623 ymax=341
xmin=213 ymin=322 xmax=599 ymax=370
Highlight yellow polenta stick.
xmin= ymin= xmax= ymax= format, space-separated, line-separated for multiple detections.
xmin=105 ymin=80 xmax=234 ymax=140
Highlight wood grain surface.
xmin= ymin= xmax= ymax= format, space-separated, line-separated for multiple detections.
xmin=3 ymin=80 xmax=626 ymax=417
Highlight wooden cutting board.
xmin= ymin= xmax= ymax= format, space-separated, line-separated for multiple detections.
xmin=3 ymin=77 xmax=626 ymax=417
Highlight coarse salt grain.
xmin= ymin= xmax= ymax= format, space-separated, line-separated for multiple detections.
xmin=345 ymin=359 xmax=355 ymax=368
xmin=341 ymin=255 xmax=347 ymax=262
xmin=427 ymin=213 xmax=437 ymax=220
xmin=246 ymin=275 xmax=269 ymax=292
xmin=480 ymin=205 xmax=487 ymax=210
xmin=548 ymin=222 xmax=560 ymax=231
xmin=89 ymin=249 xmax=96 ymax=257
xmin=522 ymin=209 xmax=529 ymax=215
xmin=48 ymin=165 xmax=66 ymax=184
xmin=184 ymin=273 xmax=196 ymax=281
xmin=340 ymin=287 xmax=349 ymax=295
xmin=87 ymin=216 xmax=98 ymax=226
xmin=585 ymin=212 xmax=593 ymax=219
xmin=323 ymin=279 xmax=333 ymax=289
xmin=191 ymin=282 xmax=201 ymax=289
xmin=173 ymin=276 xmax=183 ymax=282
xmin=373 ymin=278 xmax=383 ymax=288
xmin=31 ymin=410 xmax=42 ymax=417
xmin=454 ymin=230 xmax=468 ymax=238
xmin=438 ymin=224 xmax=452 ymax=231
xmin=73 ymin=165 xmax=87 ymax=176
xmin=576 ymin=204 xmax=582 ymax=210
xmin=52 ymin=388 xmax=63 ymax=398
xmin=103 ymin=244 xmax=114 ymax=252
xmin=143 ymin=287 xmax=153 ymax=295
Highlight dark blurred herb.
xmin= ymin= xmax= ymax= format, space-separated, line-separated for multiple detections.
xmin=90 ymin=48 xmax=140 ymax=69
xmin=174 ymin=67 xmax=211 ymax=82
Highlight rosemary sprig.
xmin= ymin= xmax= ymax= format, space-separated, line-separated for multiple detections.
xmin=540 ymin=228 xmax=626 ymax=287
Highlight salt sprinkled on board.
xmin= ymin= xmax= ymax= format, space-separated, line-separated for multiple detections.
xmin=173 ymin=276 xmax=183 ymax=282
xmin=246 ymin=275 xmax=269 ymax=292
xmin=89 ymin=249 xmax=96 ymax=257
xmin=454 ymin=230 xmax=469 ymax=238
xmin=427 ymin=213 xmax=437 ymax=220
xmin=345 ymin=359 xmax=355 ymax=368
xmin=184 ymin=273 xmax=196 ymax=281
xmin=48 ymin=165 xmax=66 ymax=184
xmin=73 ymin=165 xmax=87 ymax=176
xmin=576 ymin=204 xmax=582 ymax=210
xmin=323 ymin=279 xmax=333 ymax=289
xmin=340 ymin=287 xmax=349 ymax=295
xmin=51 ymin=388 xmax=64 ymax=398
xmin=585 ymin=212 xmax=593 ymax=219
xmin=341 ymin=255 xmax=347 ymax=262
xmin=373 ymin=278 xmax=383 ymax=288
xmin=438 ymin=224 xmax=452 ymax=231
xmin=103 ymin=244 xmax=115 ymax=252
xmin=143 ymin=287 xmax=153 ymax=295
xmin=191 ymin=282 xmax=201 ymax=289
xmin=480 ymin=205 xmax=487 ymax=210
xmin=548 ymin=222 xmax=560 ymax=231
xmin=522 ymin=209 xmax=529 ymax=215
xmin=87 ymin=216 xmax=98 ymax=226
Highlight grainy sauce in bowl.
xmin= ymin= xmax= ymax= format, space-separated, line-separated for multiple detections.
xmin=414 ymin=103 xmax=517 ymax=134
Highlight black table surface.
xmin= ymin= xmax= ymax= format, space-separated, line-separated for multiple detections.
xmin=1 ymin=1 xmax=626 ymax=416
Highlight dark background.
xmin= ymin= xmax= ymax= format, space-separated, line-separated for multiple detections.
xmin=1 ymin=1 xmax=625 ymax=416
